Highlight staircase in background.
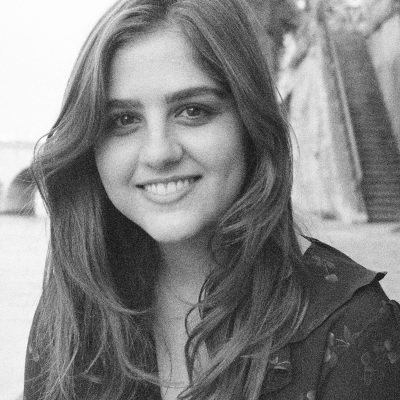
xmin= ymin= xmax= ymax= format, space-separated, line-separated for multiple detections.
xmin=332 ymin=32 xmax=400 ymax=222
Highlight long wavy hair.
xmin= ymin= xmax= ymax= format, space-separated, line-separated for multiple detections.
xmin=30 ymin=0 xmax=309 ymax=399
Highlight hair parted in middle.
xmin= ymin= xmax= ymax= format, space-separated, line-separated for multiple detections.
xmin=31 ymin=0 xmax=309 ymax=399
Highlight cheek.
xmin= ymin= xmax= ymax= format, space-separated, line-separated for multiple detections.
xmin=94 ymin=141 xmax=137 ymax=188
xmin=95 ymin=147 xmax=115 ymax=188
xmin=208 ymin=124 xmax=246 ymax=180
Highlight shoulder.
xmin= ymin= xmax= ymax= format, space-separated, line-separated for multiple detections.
xmin=296 ymin=239 xmax=400 ymax=399
xmin=293 ymin=237 xmax=389 ymax=341
xmin=257 ymin=238 xmax=400 ymax=399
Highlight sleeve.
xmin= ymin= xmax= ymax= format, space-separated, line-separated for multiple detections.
xmin=318 ymin=298 xmax=400 ymax=400
xmin=23 ymin=302 xmax=47 ymax=400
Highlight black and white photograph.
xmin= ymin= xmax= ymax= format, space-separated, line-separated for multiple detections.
xmin=1 ymin=1 xmax=399 ymax=399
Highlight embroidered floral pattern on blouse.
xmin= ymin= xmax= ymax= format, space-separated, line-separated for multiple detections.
xmin=360 ymin=337 xmax=400 ymax=385
xmin=298 ymin=390 xmax=316 ymax=400
xmin=324 ymin=326 xmax=361 ymax=369
xmin=269 ymin=355 xmax=291 ymax=372
xmin=323 ymin=315 xmax=400 ymax=386
xmin=309 ymin=254 xmax=338 ymax=283
xmin=260 ymin=349 xmax=293 ymax=394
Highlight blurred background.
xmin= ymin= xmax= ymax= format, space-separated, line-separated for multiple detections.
xmin=0 ymin=0 xmax=399 ymax=398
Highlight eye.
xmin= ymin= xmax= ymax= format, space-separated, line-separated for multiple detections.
xmin=110 ymin=112 xmax=140 ymax=128
xmin=105 ymin=111 xmax=142 ymax=137
xmin=181 ymin=106 xmax=205 ymax=118
xmin=176 ymin=105 xmax=214 ymax=125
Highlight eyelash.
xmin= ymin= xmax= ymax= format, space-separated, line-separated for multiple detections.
xmin=175 ymin=104 xmax=216 ymax=124
xmin=108 ymin=112 xmax=140 ymax=129
xmin=106 ymin=104 xmax=217 ymax=134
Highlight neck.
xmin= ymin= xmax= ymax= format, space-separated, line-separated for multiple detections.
xmin=152 ymin=234 xmax=218 ymax=394
xmin=157 ymin=232 xmax=217 ymax=305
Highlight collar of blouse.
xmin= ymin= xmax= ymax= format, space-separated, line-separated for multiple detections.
xmin=260 ymin=238 xmax=385 ymax=394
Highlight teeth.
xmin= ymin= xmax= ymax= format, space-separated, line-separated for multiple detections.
xmin=167 ymin=182 xmax=176 ymax=193
xmin=143 ymin=178 xmax=195 ymax=195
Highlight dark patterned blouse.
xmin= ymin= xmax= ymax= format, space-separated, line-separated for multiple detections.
xmin=24 ymin=238 xmax=400 ymax=399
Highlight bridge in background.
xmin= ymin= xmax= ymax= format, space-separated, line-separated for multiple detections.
xmin=0 ymin=141 xmax=42 ymax=215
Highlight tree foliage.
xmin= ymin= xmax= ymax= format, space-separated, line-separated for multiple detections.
xmin=248 ymin=0 xmax=301 ymax=71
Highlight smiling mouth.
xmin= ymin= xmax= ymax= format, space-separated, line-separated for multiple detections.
xmin=136 ymin=176 xmax=201 ymax=196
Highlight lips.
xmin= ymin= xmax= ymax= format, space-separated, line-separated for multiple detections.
xmin=136 ymin=175 xmax=201 ymax=200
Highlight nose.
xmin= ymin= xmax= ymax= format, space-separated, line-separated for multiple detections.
xmin=139 ymin=118 xmax=183 ymax=169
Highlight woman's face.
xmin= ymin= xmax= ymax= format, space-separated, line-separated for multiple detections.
xmin=95 ymin=28 xmax=246 ymax=243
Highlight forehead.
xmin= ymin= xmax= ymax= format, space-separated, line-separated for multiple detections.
xmin=108 ymin=28 xmax=218 ymax=100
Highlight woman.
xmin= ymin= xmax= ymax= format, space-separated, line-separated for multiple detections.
xmin=24 ymin=0 xmax=400 ymax=399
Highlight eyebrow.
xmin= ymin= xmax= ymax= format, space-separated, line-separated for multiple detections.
xmin=106 ymin=86 xmax=229 ymax=109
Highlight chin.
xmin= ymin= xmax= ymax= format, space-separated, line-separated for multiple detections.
xmin=141 ymin=218 xmax=212 ymax=245
xmin=146 ymin=227 xmax=199 ymax=244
